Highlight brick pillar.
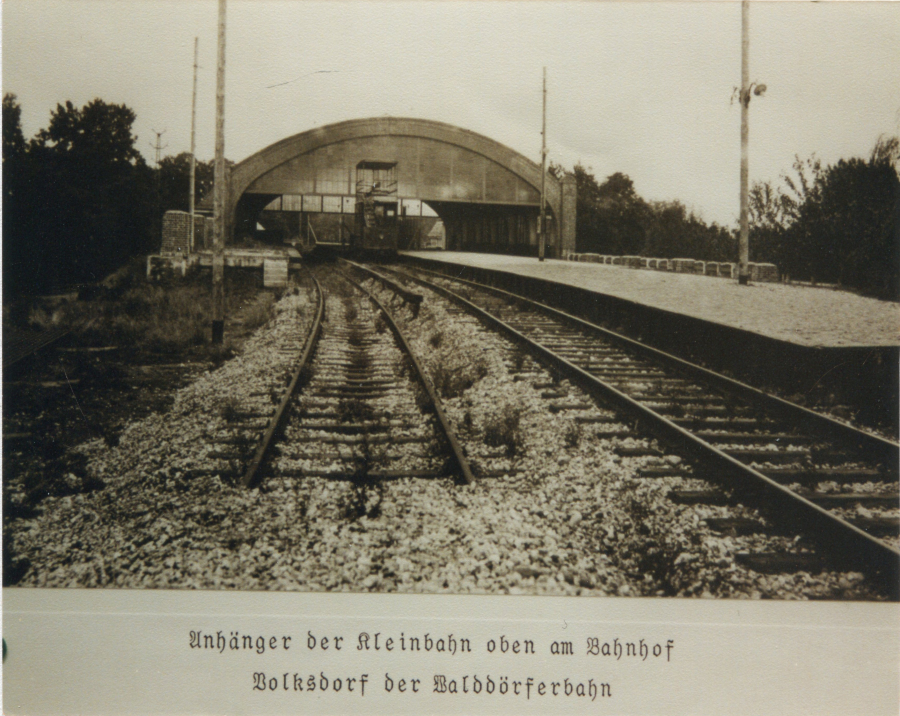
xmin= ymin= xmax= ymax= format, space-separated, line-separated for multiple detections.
xmin=161 ymin=211 xmax=191 ymax=255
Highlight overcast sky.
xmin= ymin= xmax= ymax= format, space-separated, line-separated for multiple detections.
xmin=3 ymin=1 xmax=899 ymax=226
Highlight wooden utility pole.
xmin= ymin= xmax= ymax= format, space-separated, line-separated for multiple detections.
xmin=212 ymin=0 xmax=226 ymax=343
xmin=738 ymin=0 xmax=750 ymax=285
xmin=189 ymin=37 xmax=198 ymax=253
xmin=539 ymin=66 xmax=547 ymax=262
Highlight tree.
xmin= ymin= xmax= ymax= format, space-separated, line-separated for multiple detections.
xmin=569 ymin=163 xmax=604 ymax=252
xmin=749 ymin=137 xmax=899 ymax=299
xmin=3 ymin=94 xmax=33 ymax=299
xmin=157 ymin=152 xmax=215 ymax=215
xmin=640 ymin=200 xmax=735 ymax=262
xmin=564 ymin=162 xmax=735 ymax=261
xmin=31 ymin=100 xmax=154 ymax=284
xmin=567 ymin=165 xmax=648 ymax=255
xmin=594 ymin=172 xmax=647 ymax=255
xmin=3 ymin=97 xmax=156 ymax=297
xmin=35 ymin=99 xmax=142 ymax=166
xmin=3 ymin=93 xmax=26 ymax=162
xmin=792 ymin=141 xmax=898 ymax=297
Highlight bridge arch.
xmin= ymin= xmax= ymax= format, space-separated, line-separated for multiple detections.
xmin=225 ymin=117 xmax=575 ymax=255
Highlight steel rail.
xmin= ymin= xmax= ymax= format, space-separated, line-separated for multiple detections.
xmin=338 ymin=269 xmax=475 ymax=485
xmin=241 ymin=275 xmax=325 ymax=488
xmin=389 ymin=266 xmax=900 ymax=598
xmin=400 ymin=265 xmax=900 ymax=473
xmin=338 ymin=258 xmax=423 ymax=311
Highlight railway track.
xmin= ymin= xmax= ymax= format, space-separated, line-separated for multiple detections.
xmin=3 ymin=324 xmax=83 ymax=372
xmin=3 ymin=286 xmax=105 ymax=373
xmin=7 ymin=260 xmax=894 ymax=597
xmin=382 ymin=263 xmax=900 ymax=598
xmin=215 ymin=265 xmax=474 ymax=492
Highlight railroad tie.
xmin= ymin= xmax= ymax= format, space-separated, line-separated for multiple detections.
xmin=734 ymin=552 xmax=824 ymax=574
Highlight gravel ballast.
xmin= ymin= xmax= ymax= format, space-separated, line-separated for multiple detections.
xmin=5 ymin=267 xmax=887 ymax=599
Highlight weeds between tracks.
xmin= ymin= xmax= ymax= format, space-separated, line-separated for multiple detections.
xmin=483 ymin=403 xmax=524 ymax=457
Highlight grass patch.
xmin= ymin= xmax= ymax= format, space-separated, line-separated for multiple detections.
xmin=71 ymin=266 xmax=262 ymax=356
xmin=242 ymin=293 xmax=277 ymax=332
xmin=342 ymin=439 xmax=384 ymax=521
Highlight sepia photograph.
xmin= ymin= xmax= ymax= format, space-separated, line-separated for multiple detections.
xmin=2 ymin=3 xmax=899 ymax=710
xmin=4 ymin=1 xmax=899 ymax=712
xmin=3 ymin=0 xmax=898 ymax=601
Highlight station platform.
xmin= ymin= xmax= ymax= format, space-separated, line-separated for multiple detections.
xmin=402 ymin=252 xmax=899 ymax=349
xmin=400 ymin=251 xmax=899 ymax=428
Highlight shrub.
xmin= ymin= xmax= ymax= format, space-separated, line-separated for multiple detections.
xmin=431 ymin=363 xmax=475 ymax=399
xmin=339 ymin=398 xmax=375 ymax=424
xmin=483 ymin=404 xmax=523 ymax=457
xmin=429 ymin=351 xmax=488 ymax=399
xmin=220 ymin=396 xmax=241 ymax=422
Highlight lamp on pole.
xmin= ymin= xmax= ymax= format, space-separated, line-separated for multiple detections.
xmin=539 ymin=66 xmax=547 ymax=262
xmin=737 ymin=0 xmax=765 ymax=285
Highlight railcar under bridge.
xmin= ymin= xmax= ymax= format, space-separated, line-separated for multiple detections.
xmin=223 ymin=117 xmax=576 ymax=257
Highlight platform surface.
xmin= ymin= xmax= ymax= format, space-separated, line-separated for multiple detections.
xmin=403 ymin=252 xmax=900 ymax=348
